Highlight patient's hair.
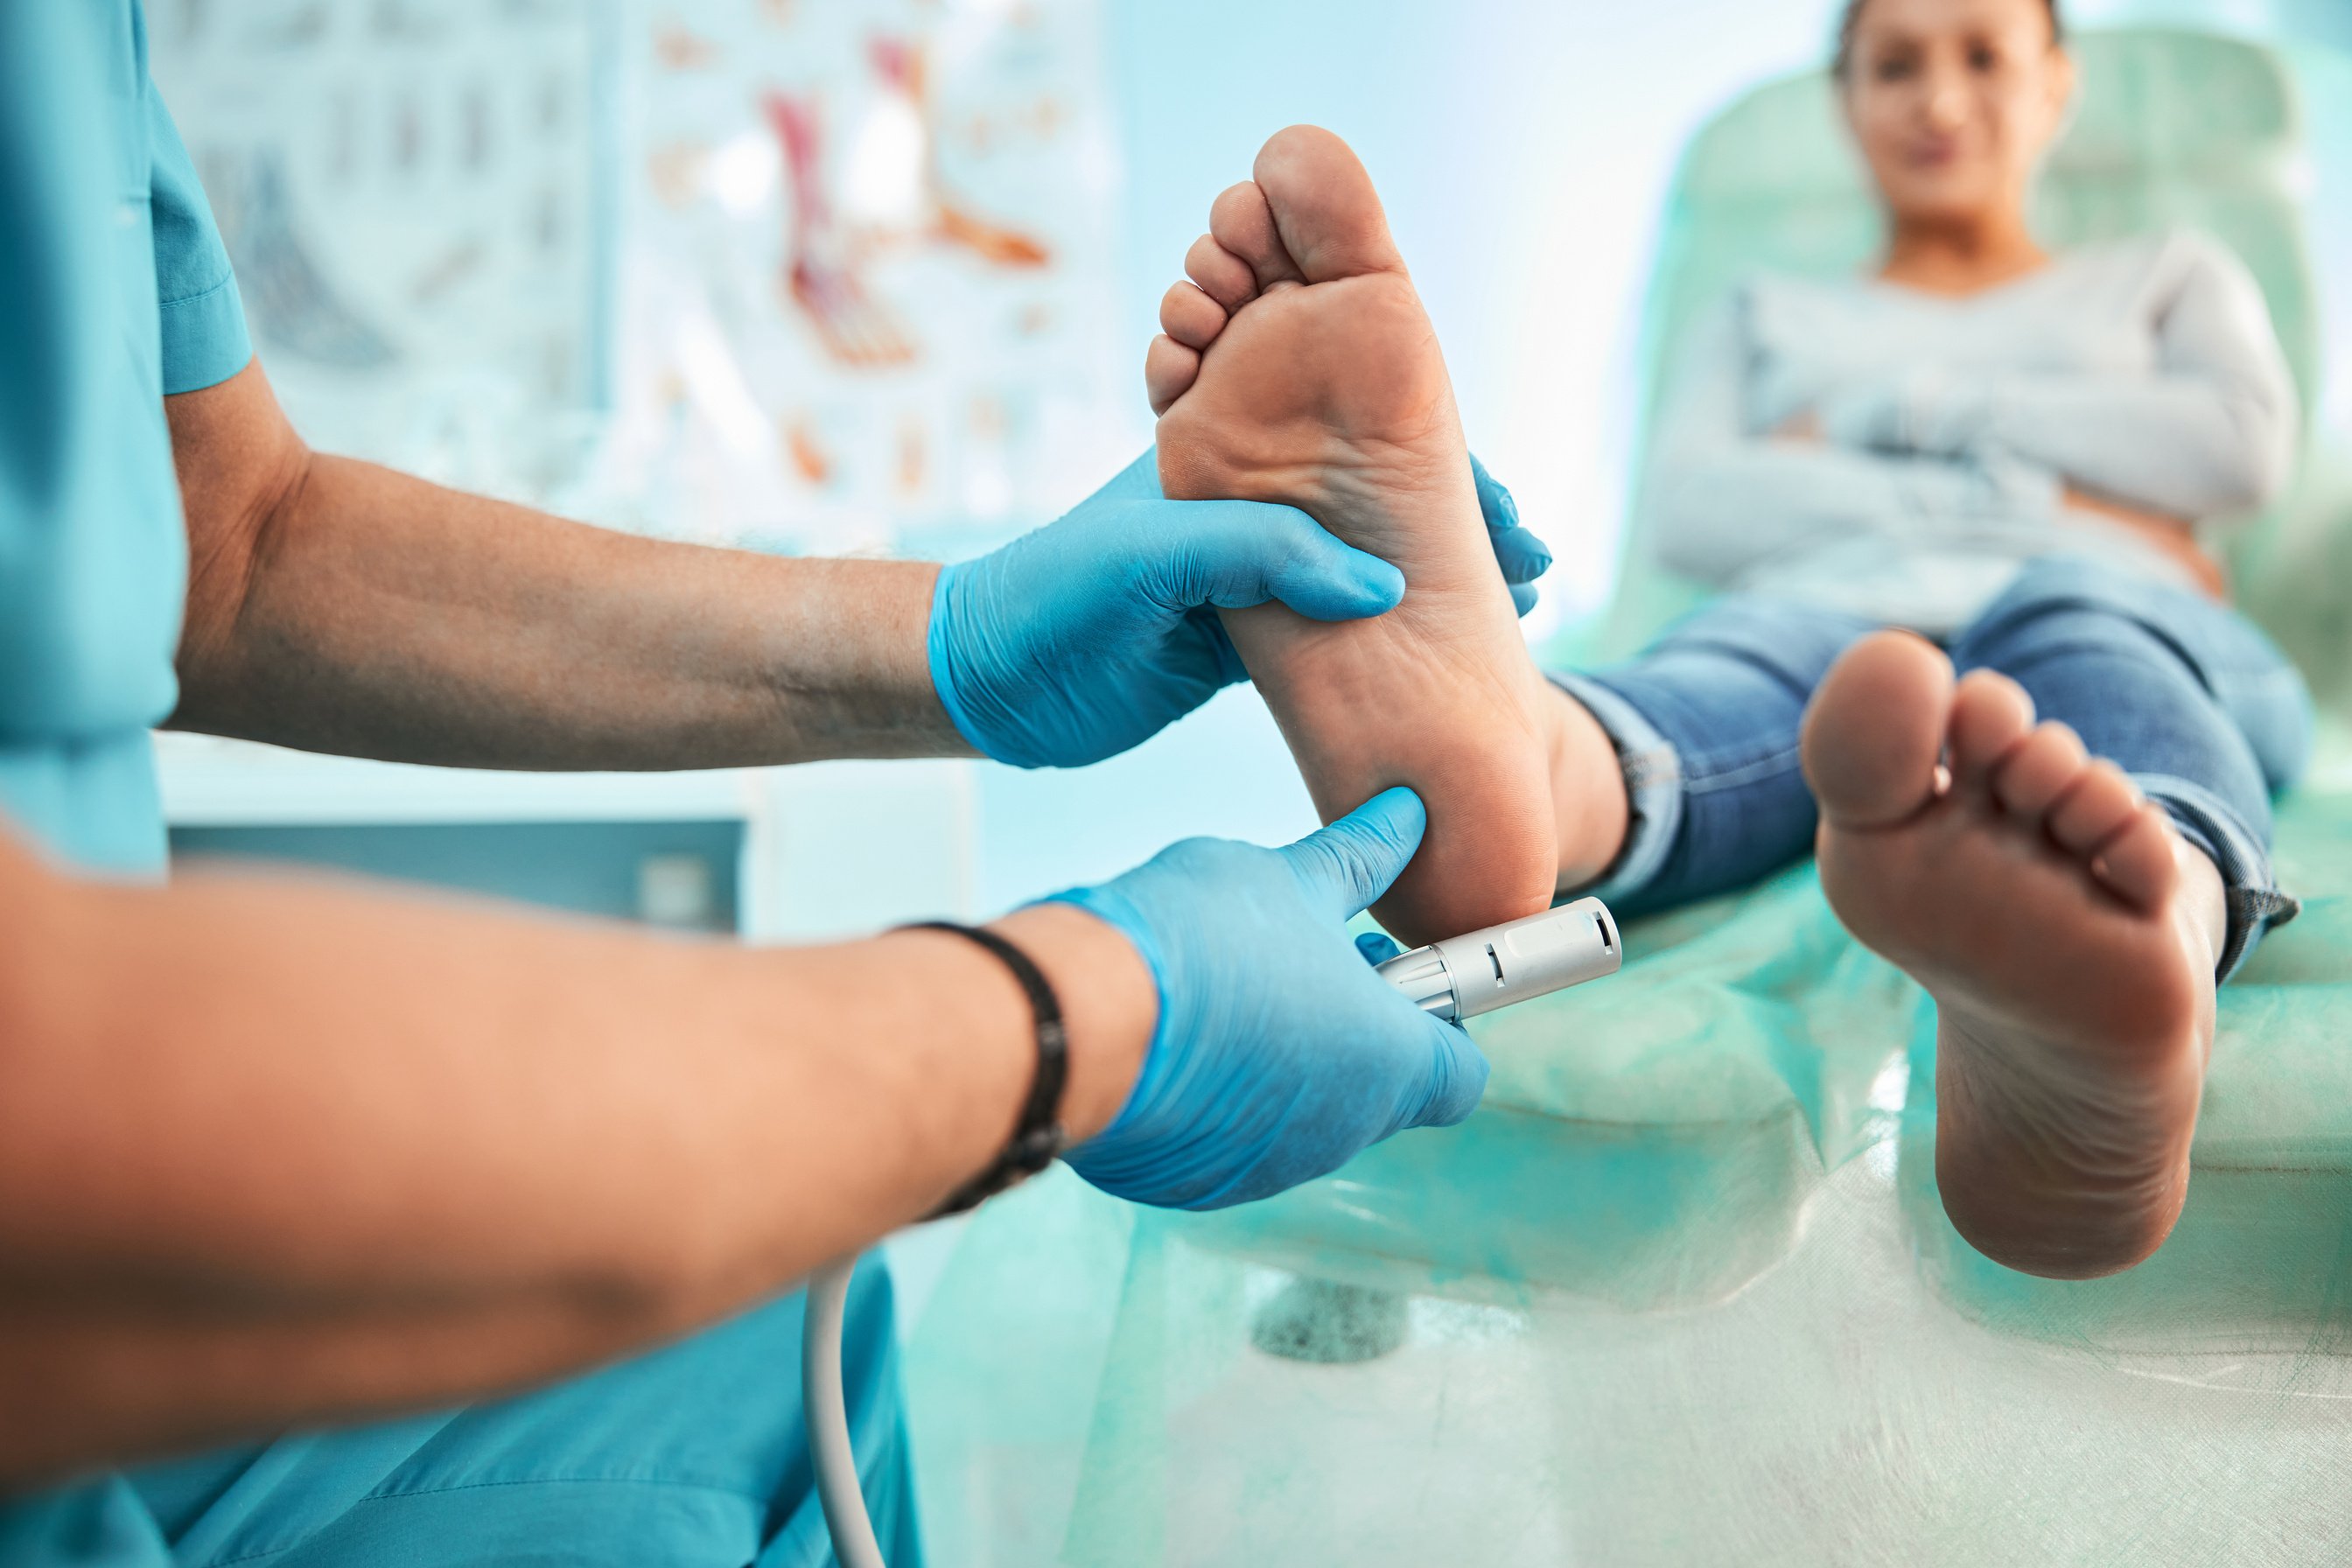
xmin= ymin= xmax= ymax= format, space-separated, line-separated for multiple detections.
xmin=1832 ymin=0 xmax=2064 ymax=80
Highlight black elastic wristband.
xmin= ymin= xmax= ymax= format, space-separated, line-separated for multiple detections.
xmin=903 ymin=920 xmax=1069 ymax=1218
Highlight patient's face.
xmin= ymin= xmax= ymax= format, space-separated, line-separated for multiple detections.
xmin=1840 ymin=0 xmax=2074 ymax=228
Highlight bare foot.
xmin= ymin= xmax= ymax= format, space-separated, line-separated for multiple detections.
xmin=1145 ymin=126 xmax=1574 ymax=945
xmin=1803 ymin=632 xmax=2224 ymax=1278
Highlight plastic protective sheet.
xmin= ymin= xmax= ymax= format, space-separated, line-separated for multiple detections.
xmin=904 ymin=29 xmax=2352 ymax=1564
xmin=906 ymin=778 xmax=2352 ymax=1564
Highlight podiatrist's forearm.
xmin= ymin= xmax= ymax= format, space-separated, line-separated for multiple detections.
xmin=166 ymin=362 xmax=971 ymax=767
xmin=0 ymin=836 xmax=1150 ymax=1481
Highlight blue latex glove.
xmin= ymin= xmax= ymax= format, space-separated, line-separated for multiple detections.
xmin=1470 ymin=452 xmax=1554 ymax=619
xmin=1055 ymin=787 xmax=1490 ymax=1209
xmin=929 ymin=452 xmax=1550 ymax=769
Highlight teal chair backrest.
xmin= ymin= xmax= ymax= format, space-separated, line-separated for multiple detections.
xmin=1585 ymin=27 xmax=2320 ymax=664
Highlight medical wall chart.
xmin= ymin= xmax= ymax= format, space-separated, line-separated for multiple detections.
xmin=148 ymin=0 xmax=1130 ymax=555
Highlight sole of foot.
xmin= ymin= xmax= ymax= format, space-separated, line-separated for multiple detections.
xmin=1802 ymin=630 xmax=2222 ymax=1278
xmin=1144 ymin=125 xmax=1564 ymax=947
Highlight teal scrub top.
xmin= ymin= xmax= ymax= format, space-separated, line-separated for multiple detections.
xmin=0 ymin=0 xmax=251 ymax=876
xmin=0 ymin=14 xmax=921 ymax=1566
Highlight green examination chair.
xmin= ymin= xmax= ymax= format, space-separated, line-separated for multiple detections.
xmin=903 ymin=32 xmax=2352 ymax=1566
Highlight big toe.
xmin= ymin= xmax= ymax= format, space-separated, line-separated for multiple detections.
xmin=1802 ymin=631 xmax=1956 ymax=829
xmin=1250 ymin=124 xmax=1404 ymax=283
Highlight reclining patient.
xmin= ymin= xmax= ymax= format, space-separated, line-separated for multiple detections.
xmin=1143 ymin=0 xmax=2309 ymax=1281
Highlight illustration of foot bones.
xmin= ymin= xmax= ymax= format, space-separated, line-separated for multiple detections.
xmin=763 ymin=90 xmax=918 ymax=368
xmin=869 ymin=36 xmax=1050 ymax=270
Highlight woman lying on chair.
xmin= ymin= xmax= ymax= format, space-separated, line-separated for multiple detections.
xmin=1137 ymin=0 xmax=2306 ymax=1281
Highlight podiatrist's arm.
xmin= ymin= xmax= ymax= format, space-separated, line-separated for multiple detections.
xmin=167 ymin=363 xmax=972 ymax=767
xmin=0 ymin=792 xmax=1478 ymax=1483
xmin=168 ymin=367 xmax=1547 ymax=772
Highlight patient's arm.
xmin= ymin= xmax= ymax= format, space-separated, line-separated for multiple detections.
xmin=2062 ymin=483 xmax=2225 ymax=598
xmin=1642 ymin=302 xmax=2060 ymax=585
xmin=1816 ymin=234 xmax=2299 ymax=522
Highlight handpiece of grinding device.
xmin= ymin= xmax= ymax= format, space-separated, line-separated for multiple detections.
xmin=1376 ymin=897 xmax=1621 ymax=1021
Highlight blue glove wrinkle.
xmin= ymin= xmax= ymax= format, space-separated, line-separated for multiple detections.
xmin=1056 ymin=789 xmax=1490 ymax=1211
xmin=926 ymin=564 xmax=997 ymax=760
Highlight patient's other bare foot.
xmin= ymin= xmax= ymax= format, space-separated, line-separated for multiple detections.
xmin=1146 ymin=126 xmax=1578 ymax=945
xmin=1804 ymin=632 xmax=2223 ymax=1278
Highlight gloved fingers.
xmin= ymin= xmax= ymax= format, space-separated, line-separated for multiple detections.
xmin=1396 ymin=1024 xmax=1492 ymax=1130
xmin=1169 ymin=500 xmax=1404 ymax=622
xmin=1491 ymin=525 xmax=1554 ymax=590
xmin=1508 ymin=579 xmax=1539 ymax=617
xmin=1264 ymin=519 xmax=1406 ymax=621
xmin=1354 ymin=930 xmax=1405 ymax=967
xmin=1278 ymin=786 xmax=1427 ymax=919
xmin=1470 ymin=451 xmax=1514 ymax=529
xmin=1468 ymin=452 xmax=1554 ymax=590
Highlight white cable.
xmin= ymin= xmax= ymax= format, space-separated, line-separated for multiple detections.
xmin=802 ymin=899 xmax=1622 ymax=1566
xmin=804 ymin=1259 xmax=888 ymax=1568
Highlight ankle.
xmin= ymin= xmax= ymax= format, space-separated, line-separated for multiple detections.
xmin=2170 ymin=835 xmax=2230 ymax=978
xmin=1544 ymin=682 xmax=1631 ymax=893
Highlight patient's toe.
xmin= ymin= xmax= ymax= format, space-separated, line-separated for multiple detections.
xmin=1991 ymin=722 xmax=2088 ymax=826
xmin=2047 ymin=760 xmax=2143 ymax=858
xmin=1160 ymin=281 xmax=1228 ymax=350
xmin=2091 ymin=808 xmax=2180 ymax=912
xmin=1801 ymin=632 xmax=1954 ymax=828
xmin=1145 ymin=334 xmax=1201 ymax=415
xmin=1185 ymin=234 xmax=1259 ymax=312
xmin=1945 ymin=668 xmax=2034 ymax=786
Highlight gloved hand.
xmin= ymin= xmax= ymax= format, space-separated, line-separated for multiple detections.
xmin=1055 ymin=788 xmax=1490 ymax=1209
xmin=1470 ymin=452 xmax=1553 ymax=618
xmin=929 ymin=452 xmax=1550 ymax=769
